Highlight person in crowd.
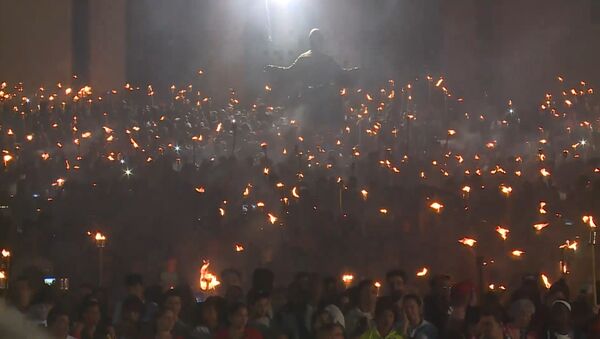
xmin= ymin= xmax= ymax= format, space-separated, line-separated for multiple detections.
xmin=345 ymin=280 xmax=378 ymax=337
xmin=359 ymin=297 xmax=403 ymax=339
xmin=222 ymin=269 xmax=243 ymax=292
xmin=147 ymin=307 xmax=179 ymax=339
xmin=385 ymin=271 xmax=407 ymax=301
xmin=248 ymin=289 xmax=274 ymax=337
xmin=8 ymin=276 xmax=34 ymax=314
xmin=192 ymin=299 xmax=220 ymax=339
xmin=505 ymin=299 xmax=536 ymax=339
xmin=115 ymin=295 xmax=145 ymax=339
xmin=47 ymin=305 xmax=77 ymax=339
xmin=444 ymin=281 xmax=477 ymax=339
xmin=477 ymin=307 xmax=507 ymax=339
xmin=423 ymin=275 xmax=451 ymax=332
xmin=315 ymin=323 xmax=345 ymax=339
xmin=72 ymin=298 xmax=116 ymax=339
xmin=161 ymin=289 xmax=192 ymax=339
xmin=28 ymin=283 xmax=58 ymax=325
xmin=215 ymin=302 xmax=263 ymax=339
xmin=543 ymin=300 xmax=586 ymax=339
xmin=402 ymin=294 xmax=438 ymax=339
xmin=114 ymin=274 xmax=156 ymax=325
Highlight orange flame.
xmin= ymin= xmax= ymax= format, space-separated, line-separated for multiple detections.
xmin=235 ymin=244 xmax=244 ymax=252
xmin=511 ymin=250 xmax=525 ymax=257
xmin=559 ymin=240 xmax=578 ymax=251
xmin=199 ymin=261 xmax=221 ymax=291
xmin=1 ymin=249 xmax=10 ymax=257
xmin=342 ymin=274 xmax=354 ymax=285
xmin=459 ymin=238 xmax=477 ymax=247
xmin=429 ymin=202 xmax=444 ymax=213
xmin=268 ymin=213 xmax=278 ymax=224
xmin=495 ymin=226 xmax=510 ymax=240
xmin=539 ymin=202 xmax=547 ymax=214
xmin=541 ymin=274 xmax=552 ymax=289
xmin=533 ymin=223 xmax=550 ymax=231
xmin=583 ymin=215 xmax=596 ymax=228
xmin=416 ymin=267 xmax=429 ymax=277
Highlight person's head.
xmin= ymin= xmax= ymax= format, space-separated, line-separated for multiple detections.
xmin=122 ymin=295 xmax=144 ymax=324
xmin=312 ymin=308 xmax=333 ymax=333
xmin=225 ymin=285 xmax=244 ymax=304
xmin=315 ymin=323 xmax=345 ymax=339
xmin=221 ymin=268 xmax=242 ymax=289
xmin=430 ymin=274 xmax=451 ymax=300
xmin=309 ymin=28 xmax=325 ymax=53
xmin=196 ymin=300 xmax=219 ymax=330
xmin=155 ymin=307 xmax=176 ymax=333
xmin=385 ymin=270 xmax=407 ymax=298
xmin=227 ymin=302 xmax=249 ymax=330
xmin=162 ymin=289 xmax=182 ymax=319
xmin=125 ymin=274 xmax=144 ymax=299
xmin=374 ymin=297 xmax=396 ymax=335
xmin=546 ymin=279 xmax=569 ymax=306
xmin=356 ymin=280 xmax=378 ymax=311
xmin=47 ymin=306 xmax=70 ymax=338
xmin=508 ymin=299 xmax=535 ymax=329
xmin=550 ymin=300 xmax=572 ymax=334
xmin=79 ymin=299 xmax=101 ymax=326
xmin=402 ymin=294 xmax=423 ymax=326
xmin=478 ymin=308 xmax=504 ymax=339
xmin=247 ymin=289 xmax=271 ymax=319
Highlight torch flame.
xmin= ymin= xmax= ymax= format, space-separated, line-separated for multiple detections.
xmin=342 ymin=274 xmax=354 ymax=285
xmin=416 ymin=268 xmax=429 ymax=277
xmin=559 ymin=240 xmax=578 ymax=251
xmin=199 ymin=260 xmax=221 ymax=291
xmin=541 ymin=274 xmax=552 ymax=289
xmin=583 ymin=215 xmax=596 ymax=228
xmin=511 ymin=250 xmax=525 ymax=257
xmin=235 ymin=244 xmax=244 ymax=252
xmin=533 ymin=223 xmax=550 ymax=231
xmin=459 ymin=238 xmax=477 ymax=247
xmin=268 ymin=213 xmax=278 ymax=224
xmin=292 ymin=186 xmax=300 ymax=198
xmin=500 ymin=185 xmax=512 ymax=196
xmin=429 ymin=202 xmax=444 ymax=213
xmin=540 ymin=168 xmax=551 ymax=177
xmin=495 ymin=226 xmax=510 ymax=240
xmin=94 ymin=232 xmax=106 ymax=241
xmin=1 ymin=249 xmax=10 ymax=257
xmin=539 ymin=202 xmax=547 ymax=214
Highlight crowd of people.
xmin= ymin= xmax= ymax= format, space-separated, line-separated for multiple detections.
xmin=4 ymin=267 xmax=600 ymax=338
xmin=0 ymin=70 xmax=599 ymax=338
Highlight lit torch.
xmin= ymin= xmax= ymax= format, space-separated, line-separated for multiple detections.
xmin=199 ymin=260 xmax=221 ymax=291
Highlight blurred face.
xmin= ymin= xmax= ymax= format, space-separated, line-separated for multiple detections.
xmin=165 ymin=296 xmax=182 ymax=318
xmin=83 ymin=305 xmax=101 ymax=326
xmin=376 ymin=310 xmax=395 ymax=334
xmin=157 ymin=309 xmax=176 ymax=332
xmin=201 ymin=305 xmax=219 ymax=329
xmin=403 ymin=299 xmax=422 ymax=325
xmin=387 ymin=276 xmax=405 ymax=297
xmin=313 ymin=311 xmax=333 ymax=331
xmin=252 ymin=297 xmax=271 ymax=318
xmin=49 ymin=315 xmax=70 ymax=338
xmin=436 ymin=278 xmax=452 ymax=300
xmin=479 ymin=315 xmax=502 ymax=338
xmin=229 ymin=306 xmax=249 ymax=330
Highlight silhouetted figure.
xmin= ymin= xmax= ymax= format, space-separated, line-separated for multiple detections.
xmin=265 ymin=28 xmax=358 ymax=129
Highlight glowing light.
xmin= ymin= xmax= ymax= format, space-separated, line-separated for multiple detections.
xmin=235 ymin=244 xmax=244 ymax=252
xmin=541 ymin=274 xmax=552 ymax=289
xmin=219 ymin=208 xmax=225 ymax=216
xmin=559 ymin=240 xmax=578 ymax=251
xmin=429 ymin=202 xmax=444 ymax=213
xmin=379 ymin=208 xmax=388 ymax=214
xmin=361 ymin=189 xmax=368 ymax=200
xmin=268 ymin=213 xmax=278 ymax=224
xmin=195 ymin=186 xmax=205 ymax=193
xmin=342 ymin=274 xmax=354 ymax=286
xmin=533 ymin=223 xmax=550 ymax=231
xmin=540 ymin=168 xmax=551 ymax=177
xmin=416 ymin=268 xmax=428 ymax=277
xmin=292 ymin=186 xmax=300 ymax=198
xmin=495 ymin=226 xmax=510 ymax=240
xmin=583 ymin=215 xmax=596 ymax=228
xmin=539 ymin=202 xmax=547 ymax=214
xmin=499 ymin=185 xmax=512 ymax=197
xmin=459 ymin=237 xmax=477 ymax=247
xmin=124 ymin=169 xmax=133 ymax=176
xmin=511 ymin=250 xmax=525 ymax=257
xmin=1 ymin=249 xmax=10 ymax=257
xmin=199 ymin=260 xmax=220 ymax=291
